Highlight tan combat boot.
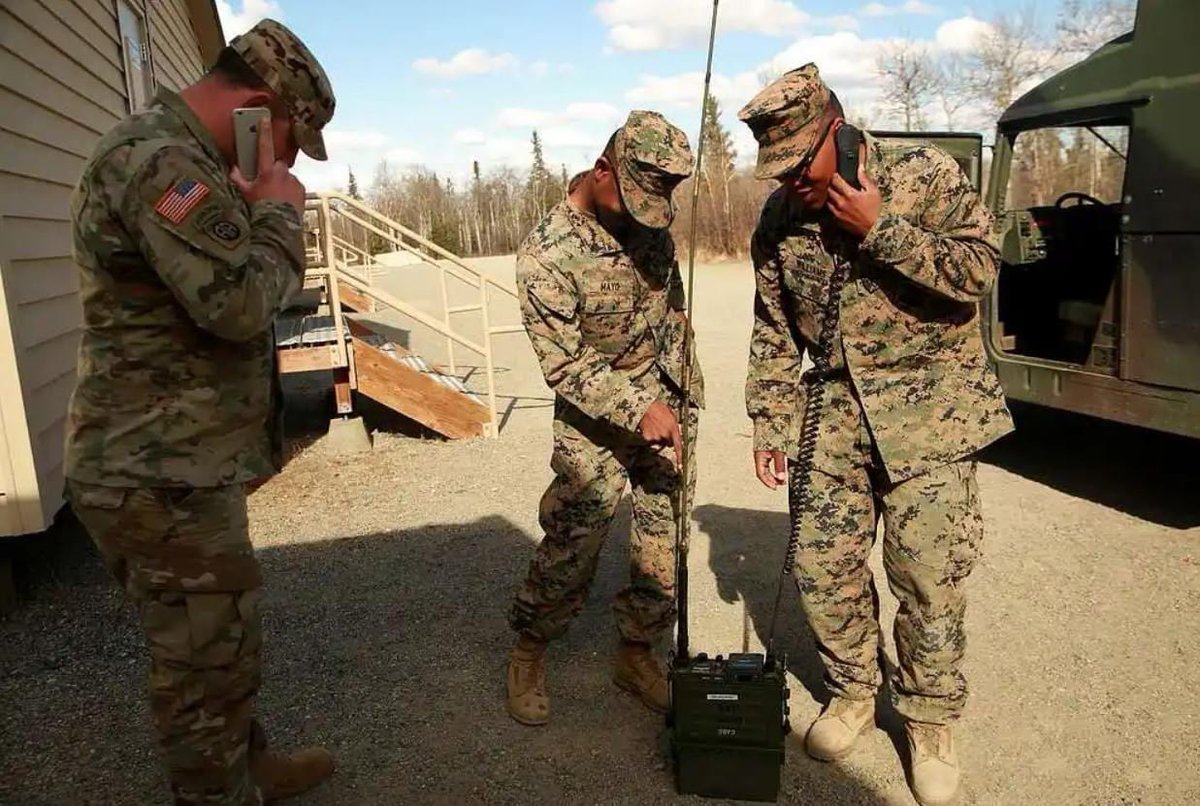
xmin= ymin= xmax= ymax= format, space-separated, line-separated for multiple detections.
xmin=804 ymin=696 xmax=875 ymax=761
xmin=249 ymin=745 xmax=335 ymax=802
xmin=905 ymin=721 xmax=960 ymax=806
xmin=506 ymin=633 xmax=550 ymax=726
xmin=612 ymin=640 xmax=669 ymax=713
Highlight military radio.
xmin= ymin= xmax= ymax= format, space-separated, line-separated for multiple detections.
xmin=666 ymin=3 xmax=855 ymax=796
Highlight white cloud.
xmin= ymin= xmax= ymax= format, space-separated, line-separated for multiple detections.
xmin=860 ymin=0 xmax=937 ymax=15
xmin=934 ymin=16 xmax=991 ymax=52
xmin=595 ymin=0 xmax=809 ymax=51
xmin=292 ymin=127 xmax=421 ymax=192
xmin=822 ymin=15 xmax=861 ymax=31
xmin=216 ymin=0 xmax=283 ymax=39
xmin=412 ymin=48 xmax=518 ymax=79
xmin=453 ymin=129 xmax=487 ymax=145
xmin=496 ymin=102 xmax=622 ymax=131
xmin=530 ymin=60 xmax=551 ymax=78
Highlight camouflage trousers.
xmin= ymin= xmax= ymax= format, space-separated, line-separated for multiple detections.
xmin=509 ymin=397 xmax=698 ymax=645
xmin=66 ymin=480 xmax=265 ymax=806
xmin=792 ymin=436 xmax=984 ymax=725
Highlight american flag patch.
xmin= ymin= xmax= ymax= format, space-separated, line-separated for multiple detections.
xmin=153 ymin=178 xmax=209 ymax=224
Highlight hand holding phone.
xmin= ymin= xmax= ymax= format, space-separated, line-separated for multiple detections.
xmin=827 ymin=123 xmax=880 ymax=239
xmin=229 ymin=107 xmax=305 ymax=212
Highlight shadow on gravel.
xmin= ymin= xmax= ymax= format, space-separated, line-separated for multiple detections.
xmin=0 ymin=505 xmax=884 ymax=805
xmin=977 ymin=402 xmax=1200 ymax=529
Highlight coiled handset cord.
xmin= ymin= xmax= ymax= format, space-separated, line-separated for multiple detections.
xmin=765 ymin=245 xmax=852 ymax=658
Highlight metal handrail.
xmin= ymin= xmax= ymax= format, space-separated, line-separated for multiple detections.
xmin=305 ymin=191 xmax=526 ymax=438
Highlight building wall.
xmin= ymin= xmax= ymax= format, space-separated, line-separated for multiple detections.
xmin=0 ymin=0 xmax=218 ymax=534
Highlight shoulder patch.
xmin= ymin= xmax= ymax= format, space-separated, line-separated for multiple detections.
xmin=154 ymin=178 xmax=210 ymax=224
xmin=208 ymin=219 xmax=243 ymax=242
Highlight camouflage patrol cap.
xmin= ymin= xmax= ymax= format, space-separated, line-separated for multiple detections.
xmin=612 ymin=110 xmax=694 ymax=229
xmin=738 ymin=63 xmax=832 ymax=180
xmin=230 ymin=18 xmax=335 ymax=161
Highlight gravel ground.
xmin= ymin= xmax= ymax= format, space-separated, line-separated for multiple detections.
xmin=2 ymin=257 xmax=1199 ymax=805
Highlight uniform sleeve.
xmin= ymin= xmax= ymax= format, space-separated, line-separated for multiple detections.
xmin=121 ymin=144 xmax=305 ymax=342
xmin=859 ymin=148 xmax=1000 ymax=303
xmin=745 ymin=214 xmax=805 ymax=453
xmin=517 ymin=253 xmax=657 ymax=433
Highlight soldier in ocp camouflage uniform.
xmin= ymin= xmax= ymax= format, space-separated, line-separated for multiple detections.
xmin=738 ymin=64 xmax=1014 ymax=806
xmin=64 ymin=19 xmax=336 ymax=805
xmin=506 ymin=110 xmax=702 ymax=726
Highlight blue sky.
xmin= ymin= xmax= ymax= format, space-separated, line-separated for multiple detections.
xmin=216 ymin=0 xmax=1078 ymax=192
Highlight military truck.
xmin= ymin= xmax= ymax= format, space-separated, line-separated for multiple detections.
xmin=879 ymin=0 xmax=1198 ymax=439
xmin=983 ymin=0 xmax=1199 ymax=438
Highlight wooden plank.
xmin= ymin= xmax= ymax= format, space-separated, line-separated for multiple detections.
xmin=0 ymin=10 xmax=128 ymax=113
xmin=352 ymin=336 xmax=488 ymax=440
xmin=0 ymin=87 xmax=100 ymax=157
xmin=4 ymin=256 xmax=79 ymax=306
xmin=0 ymin=172 xmax=74 ymax=222
xmin=337 ymin=280 xmax=374 ymax=313
xmin=276 ymin=345 xmax=338 ymax=374
xmin=0 ymin=50 xmax=120 ymax=134
xmin=332 ymin=366 xmax=352 ymax=415
xmin=16 ymin=292 xmax=83 ymax=349
xmin=6 ymin=0 xmax=126 ymax=92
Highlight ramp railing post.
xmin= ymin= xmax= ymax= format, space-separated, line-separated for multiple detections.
xmin=479 ymin=280 xmax=498 ymax=438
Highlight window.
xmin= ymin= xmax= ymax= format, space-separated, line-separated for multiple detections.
xmin=117 ymin=1 xmax=154 ymax=111
xmin=1005 ymin=124 xmax=1130 ymax=210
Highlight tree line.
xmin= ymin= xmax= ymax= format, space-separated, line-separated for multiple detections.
xmin=357 ymin=0 xmax=1134 ymax=262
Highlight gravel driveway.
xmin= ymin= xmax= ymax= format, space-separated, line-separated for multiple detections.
xmin=2 ymin=257 xmax=1198 ymax=805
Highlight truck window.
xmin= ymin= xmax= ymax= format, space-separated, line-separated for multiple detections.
xmin=995 ymin=123 xmax=1130 ymax=371
xmin=1005 ymin=125 xmax=1129 ymax=209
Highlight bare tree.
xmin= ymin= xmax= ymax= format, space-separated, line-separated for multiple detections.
xmin=1056 ymin=0 xmax=1137 ymax=57
xmin=962 ymin=4 xmax=1063 ymax=121
xmin=930 ymin=53 xmax=975 ymax=131
xmin=875 ymin=40 xmax=937 ymax=131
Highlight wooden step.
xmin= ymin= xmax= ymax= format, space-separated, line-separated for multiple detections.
xmin=347 ymin=320 xmax=490 ymax=439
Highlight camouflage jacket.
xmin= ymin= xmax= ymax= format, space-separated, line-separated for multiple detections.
xmin=746 ymin=132 xmax=1013 ymax=482
xmin=517 ymin=199 xmax=704 ymax=434
xmin=64 ymin=87 xmax=304 ymax=488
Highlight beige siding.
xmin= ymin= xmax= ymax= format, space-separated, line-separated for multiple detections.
xmin=149 ymin=0 xmax=206 ymax=92
xmin=0 ymin=0 xmax=216 ymax=534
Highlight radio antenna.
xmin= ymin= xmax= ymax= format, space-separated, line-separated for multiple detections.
xmin=673 ymin=0 xmax=719 ymax=665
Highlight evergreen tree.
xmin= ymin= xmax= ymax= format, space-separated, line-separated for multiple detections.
xmin=347 ymin=166 xmax=361 ymax=199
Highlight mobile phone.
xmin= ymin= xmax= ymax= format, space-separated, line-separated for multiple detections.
xmin=233 ymin=107 xmax=271 ymax=181
xmin=834 ymin=123 xmax=863 ymax=189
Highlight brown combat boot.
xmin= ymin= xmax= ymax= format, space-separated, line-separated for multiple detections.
xmin=612 ymin=640 xmax=669 ymax=713
xmin=248 ymin=722 xmax=335 ymax=802
xmin=506 ymin=633 xmax=550 ymax=726
xmin=905 ymin=721 xmax=961 ymax=806
xmin=804 ymin=696 xmax=875 ymax=761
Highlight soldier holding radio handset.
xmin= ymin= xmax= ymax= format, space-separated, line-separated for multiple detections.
xmin=738 ymin=64 xmax=1013 ymax=806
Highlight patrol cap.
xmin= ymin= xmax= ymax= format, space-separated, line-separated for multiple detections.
xmin=611 ymin=110 xmax=694 ymax=229
xmin=230 ymin=18 xmax=335 ymax=161
xmin=738 ymin=63 xmax=833 ymax=180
